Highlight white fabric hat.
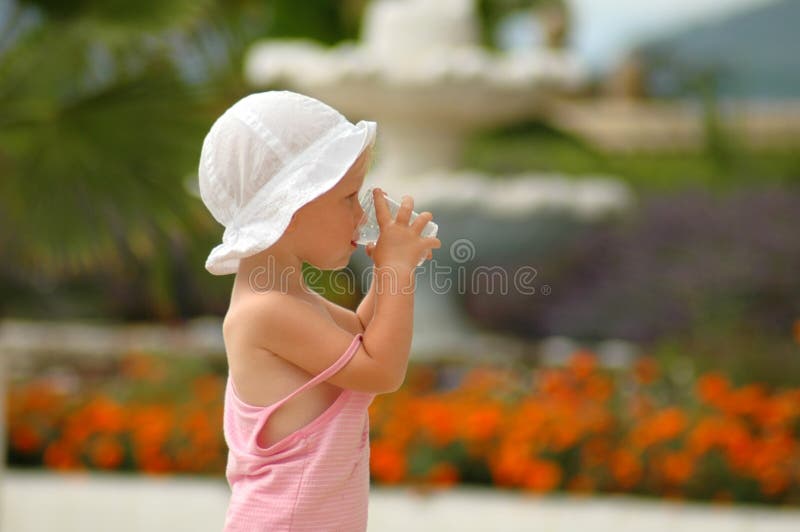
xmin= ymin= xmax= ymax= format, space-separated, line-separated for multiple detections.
xmin=198 ymin=90 xmax=377 ymax=275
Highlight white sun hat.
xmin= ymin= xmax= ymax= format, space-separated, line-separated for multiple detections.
xmin=198 ymin=90 xmax=377 ymax=275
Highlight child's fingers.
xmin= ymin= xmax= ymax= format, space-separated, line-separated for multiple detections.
xmin=372 ymin=188 xmax=391 ymax=227
xmin=394 ymin=195 xmax=413 ymax=226
xmin=411 ymin=211 xmax=433 ymax=234
xmin=426 ymin=237 xmax=442 ymax=249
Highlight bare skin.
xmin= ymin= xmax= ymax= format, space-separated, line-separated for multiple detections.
xmin=222 ymin=148 xmax=441 ymax=449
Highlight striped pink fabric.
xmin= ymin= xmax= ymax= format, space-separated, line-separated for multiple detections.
xmin=222 ymin=333 xmax=376 ymax=531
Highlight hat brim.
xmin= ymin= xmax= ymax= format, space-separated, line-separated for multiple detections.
xmin=204 ymin=120 xmax=377 ymax=276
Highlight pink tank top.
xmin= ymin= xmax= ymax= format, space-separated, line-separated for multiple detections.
xmin=222 ymin=333 xmax=376 ymax=531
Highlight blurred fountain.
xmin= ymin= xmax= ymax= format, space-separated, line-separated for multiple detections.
xmin=243 ymin=0 xmax=634 ymax=359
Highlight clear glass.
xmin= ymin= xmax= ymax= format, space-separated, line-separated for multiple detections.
xmin=353 ymin=187 xmax=439 ymax=266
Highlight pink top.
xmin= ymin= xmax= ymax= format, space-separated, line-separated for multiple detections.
xmin=223 ymin=333 xmax=376 ymax=531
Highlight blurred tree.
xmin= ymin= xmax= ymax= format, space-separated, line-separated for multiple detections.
xmin=0 ymin=0 xmax=368 ymax=320
xmin=263 ymin=0 xmax=366 ymax=44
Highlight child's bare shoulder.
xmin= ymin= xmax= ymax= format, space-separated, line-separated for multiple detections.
xmin=225 ymin=289 xmax=361 ymax=339
xmin=223 ymin=290 xmax=328 ymax=342
xmin=224 ymin=288 xmax=398 ymax=395
xmin=221 ymin=291 xmax=332 ymax=401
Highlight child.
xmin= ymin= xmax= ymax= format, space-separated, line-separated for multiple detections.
xmin=198 ymin=90 xmax=441 ymax=531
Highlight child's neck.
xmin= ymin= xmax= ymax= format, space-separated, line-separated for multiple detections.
xmin=235 ymin=250 xmax=310 ymax=297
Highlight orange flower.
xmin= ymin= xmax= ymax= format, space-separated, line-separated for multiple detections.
xmin=21 ymin=382 xmax=62 ymax=413
xmin=757 ymin=467 xmax=791 ymax=496
xmin=687 ymin=416 xmax=726 ymax=455
xmin=88 ymin=435 xmax=125 ymax=469
xmin=537 ymin=369 xmax=575 ymax=402
xmin=10 ymin=423 xmax=43 ymax=454
xmin=695 ymin=372 xmax=730 ymax=407
xmin=489 ymin=441 xmax=532 ymax=487
xmin=62 ymin=413 xmax=93 ymax=445
xmin=633 ymin=356 xmax=659 ymax=385
xmin=630 ymin=407 xmax=688 ymax=449
xmin=611 ymin=449 xmax=642 ymax=489
xmin=757 ymin=391 xmax=799 ymax=429
xmin=174 ymin=447 xmax=197 ymax=471
xmin=380 ymin=416 xmax=415 ymax=448
xmin=720 ymin=384 xmax=767 ymax=418
xmin=583 ymin=374 xmax=613 ymax=403
xmin=568 ymin=350 xmax=597 ymax=381
xmin=720 ymin=424 xmax=755 ymax=474
xmin=549 ymin=420 xmax=581 ymax=452
xmin=129 ymin=405 xmax=173 ymax=449
xmin=462 ymin=404 xmax=503 ymax=442
xmin=415 ymin=399 xmax=457 ymax=447
xmin=517 ymin=400 xmax=548 ymax=432
xmin=135 ymin=445 xmax=173 ymax=474
xmin=521 ymin=459 xmax=562 ymax=492
xmin=180 ymin=409 xmax=217 ymax=447
xmin=370 ymin=441 xmax=406 ymax=484
xmin=658 ymin=450 xmax=695 ymax=485
xmin=793 ymin=319 xmax=800 ymax=345
xmin=750 ymin=431 xmax=795 ymax=473
xmin=581 ymin=405 xmax=614 ymax=433
xmin=43 ymin=439 xmax=81 ymax=470
xmin=83 ymin=395 xmax=126 ymax=434
xmin=651 ymin=407 xmax=688 ymax=441
xmin=427 ymin=462 xmax=460 ymax=487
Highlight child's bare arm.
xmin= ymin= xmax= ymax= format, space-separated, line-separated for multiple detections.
xmin=360 ymin=264 xmax=415 ymax=390
xmin=355 ymin=267 xmax=378 ymax=330
xmin=358 ymin=249 xmax=431 ymax=332
xmin=232 ymin=281 xmax=414 ymax=394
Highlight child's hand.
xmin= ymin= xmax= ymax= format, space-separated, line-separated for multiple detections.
xmin=365 ymin=243 xmax=433 ymax=262
xmin=368 ymin=187 xmax=440 ymax=270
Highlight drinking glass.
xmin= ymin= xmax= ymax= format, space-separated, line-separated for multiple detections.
xmin=353 ymin=187 xmax=438 ymax=266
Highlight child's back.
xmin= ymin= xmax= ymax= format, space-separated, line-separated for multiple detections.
xmin=224 ymin=286 xmax=358 ymax=450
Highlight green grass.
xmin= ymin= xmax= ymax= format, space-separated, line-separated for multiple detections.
xmin=464 ymin=121 xmax=800 ymax=192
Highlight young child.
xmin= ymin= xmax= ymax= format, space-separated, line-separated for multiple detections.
xmin=198 ymin=90 xmax=441 ymax=531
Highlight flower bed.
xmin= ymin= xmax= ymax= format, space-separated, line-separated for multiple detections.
xmin=369 ymin=355 xmax=800 ymax=506
xmin=6 ymin=349 xmax=800 ymax=506
xmin=7 ymin=352 xmax=227 ymax=475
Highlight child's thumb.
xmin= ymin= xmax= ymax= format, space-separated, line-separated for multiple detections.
xmin=365 ymin=243 xmax=375 ymax=257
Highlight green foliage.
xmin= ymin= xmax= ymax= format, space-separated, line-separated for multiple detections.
xmin=263 ymin=0 xmax=366 ymax=44
xmin=0 ymin=2 xmax=233 ymax=321
xmin=465 ymin=119 xmax=800 ymax=192
xmin=0 ymin=0 xmax=380 ymax=320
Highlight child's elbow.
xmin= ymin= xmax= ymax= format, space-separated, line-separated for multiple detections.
xmin=379 ymin=370 xmax=406 ymax=395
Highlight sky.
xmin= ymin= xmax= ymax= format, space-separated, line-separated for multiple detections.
xmin=562 ymin=0 xmax=781 ymax=72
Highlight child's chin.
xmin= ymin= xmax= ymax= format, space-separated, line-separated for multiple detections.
xmin=310 ymin=256 xmax=352 ymax=271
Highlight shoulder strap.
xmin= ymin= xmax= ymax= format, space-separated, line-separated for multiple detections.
xmin=265 ymin=333 xmax=364 ymax=413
